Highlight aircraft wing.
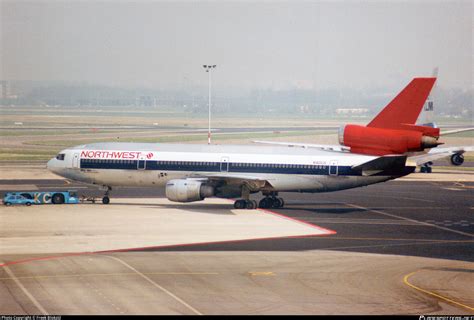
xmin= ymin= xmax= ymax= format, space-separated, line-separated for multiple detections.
xmin=253 ymin=140 xmax=350 ymax=152
xmin=351 ymin=155 xmax=408 ymax=176
xmin=440 ymin=128 xmax=474 ymax=136
xmin=408 ymin=146 xmax=474 ymax=165
xmin=188 ymin=173 xmax=272 ymax=190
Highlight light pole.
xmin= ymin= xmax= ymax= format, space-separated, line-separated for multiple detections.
xmin=203 ymin=64 xmax=216 ymax=144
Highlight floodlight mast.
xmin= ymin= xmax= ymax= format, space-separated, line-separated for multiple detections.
xmin=203 ymin=64 xmax=216 ymax=144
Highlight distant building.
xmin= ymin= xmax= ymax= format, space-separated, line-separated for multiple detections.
xmin=0 ymin=80 xmax=10 ymax=99
xmin=299 ymin=105 xmax=310 ymax=113
xmin=139 ymin=95 xmax=156 ymax=107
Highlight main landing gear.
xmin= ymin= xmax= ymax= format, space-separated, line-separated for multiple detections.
xmin=420 ymin=162 xmax=433 ymax=173
xmin=258 ymin=196 xmax=284 ymax=209
xmin=102 ymin=186 xmax=112 ymax=204
xmin=233 ymin=191 xmax=285 ymax=210
xmin=233 ymin=199 xmax=258 ymax=209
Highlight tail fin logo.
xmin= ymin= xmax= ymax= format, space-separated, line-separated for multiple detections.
xmin=367 ymin=77 xmax=436 ymax=129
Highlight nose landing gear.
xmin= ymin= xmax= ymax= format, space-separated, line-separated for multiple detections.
xmin=420 ymin=162 xmax=433 ymax=173
xmin=102 ymin=186 xmax=112 ymax=204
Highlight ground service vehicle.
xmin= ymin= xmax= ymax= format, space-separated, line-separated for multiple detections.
xmin=2 ymin=191 xmax=79 ymax=206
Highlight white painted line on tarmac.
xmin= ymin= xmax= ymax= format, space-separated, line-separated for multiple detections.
xmin=105 ymin=255 xmax=202 ymax=315
xmin=0 ymin=185 xmax=38 ymax=190
xmin=347 ymin=204 xmax=474 ymax=238
xmin=39 ymin=186 xmax=90 ymax=189
xmin=2 ymin=263 xmax=48 ymax=315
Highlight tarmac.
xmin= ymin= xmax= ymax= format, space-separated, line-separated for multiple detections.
xmin=0 ymin=166 xmax=473 ymax=315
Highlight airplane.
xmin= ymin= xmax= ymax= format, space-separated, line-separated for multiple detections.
xmin=47 ymin=77 xmax=473 ymax=209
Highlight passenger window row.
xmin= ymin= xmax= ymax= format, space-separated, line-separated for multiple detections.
xmin=81 ymin=159 xmax=328 ymax=170
xmin=159 ymin=161 xmax=217 ymax=166
xmin=231 ymin=163 xmax=326 ymax=169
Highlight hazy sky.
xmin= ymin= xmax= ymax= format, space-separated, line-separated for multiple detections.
xmin=1 ymin=0 xmax=472 ymax=90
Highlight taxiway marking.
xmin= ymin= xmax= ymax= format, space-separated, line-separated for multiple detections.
xmin=297 ymin=236 xmax=474 ymax=242
xmin=105 ymin=255 xmax=203 ymax=315
xmin=403 ymin=270 xmax=474 ymax=312
xmin=358 ymin=194 xmax=436 ymax=203
xmin=248 ymin=271 xmax=275 ymax=277
xmin=346 ymin=204 xmax=473 ymax=238
xmin=2 ymin=264 xmax=48 ymax=315
xmin=317 ymin=239 xmax=474 ymax=251
xmin=454 ymin=182 xmax=474 ymax=189
xmin=0 ymin=272 xmax=219 ymax=281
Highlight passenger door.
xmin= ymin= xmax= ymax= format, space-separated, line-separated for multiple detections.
xmin=220 ymin=156 xmax=229 ymax=172
xmin=137 ymin=154 xmax=146 ymax=170
xmin=329 ymin=160 xmax=338 ymax=176
xmin=73 ymin=153 xmax=80 ymax=168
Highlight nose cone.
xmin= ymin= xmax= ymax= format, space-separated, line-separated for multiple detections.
xmin=47 ymin=158 xmax=57 ymax=173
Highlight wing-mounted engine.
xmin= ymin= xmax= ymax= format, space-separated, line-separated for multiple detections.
xmin=450 ymin=153 xmax=464 ymax=166
xmin=165 ymin=179 xmax=214 ymax=203
xmin=338 ymin=124 xmax=442 ymax=156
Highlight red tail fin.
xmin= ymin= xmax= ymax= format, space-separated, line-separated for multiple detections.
xmin=367 ymin=78 xmax=436 ymax=129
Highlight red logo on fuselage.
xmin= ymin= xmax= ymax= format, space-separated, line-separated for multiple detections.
xmin=80 ymin=150 xmax=142 ymax=159
xmin=146 ymin=152 xmax=153 ymax=159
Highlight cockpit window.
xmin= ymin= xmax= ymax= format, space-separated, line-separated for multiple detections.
xmin=56 ymin=153 xmax=65 ymax=160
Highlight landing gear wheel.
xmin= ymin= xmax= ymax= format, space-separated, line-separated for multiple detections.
xmin=271 ymin=197 xmax=282 ymax=208
xmin=420 ymin=165 xmax=432 ymax=173
xmin=259 ymin=197 xmax=285 ymax=209
xmin=266 ymin=197 xmax=275 ymax=208
xmin=245 ymin=200 xmax=257 ymax=209
xmin=259 ymin=198 xmax=269 ymax=209
xmin=278 ymin=197 xmax=285 ymax=208
xmin=234 ymin=199 xmax=246 ymax=209
xmin=101 ymin=186 xmax=112 ymax=205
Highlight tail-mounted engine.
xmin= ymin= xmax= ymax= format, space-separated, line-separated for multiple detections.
xmin=338 ymin=124 xmax=442 ymax=155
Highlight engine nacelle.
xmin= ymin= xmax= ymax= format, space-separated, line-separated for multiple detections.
xmin=338 ymin=124 xmax=441 ymax=155
xmin=450 ymin=153 xmax=464 ymax=166
xmin=165 ymin=179 xmax=214 ymax=203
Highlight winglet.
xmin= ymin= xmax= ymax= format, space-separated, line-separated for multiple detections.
xmin=367 ymin=78 xmax=437 ymax=129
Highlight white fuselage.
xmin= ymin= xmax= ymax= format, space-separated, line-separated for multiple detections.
xmin=47 ymin=142 xmax=412 ymax=195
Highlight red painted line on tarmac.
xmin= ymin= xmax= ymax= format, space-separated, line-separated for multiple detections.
xmin=225 ymin=198 xmax=336 ymax=235
xmin=0 ymin=252 xmax=90 ymax=267
xmin=257 ymin=208 xmax=336 ymax=235
xmin=0 ymin=203 xmax=336 ymax=267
